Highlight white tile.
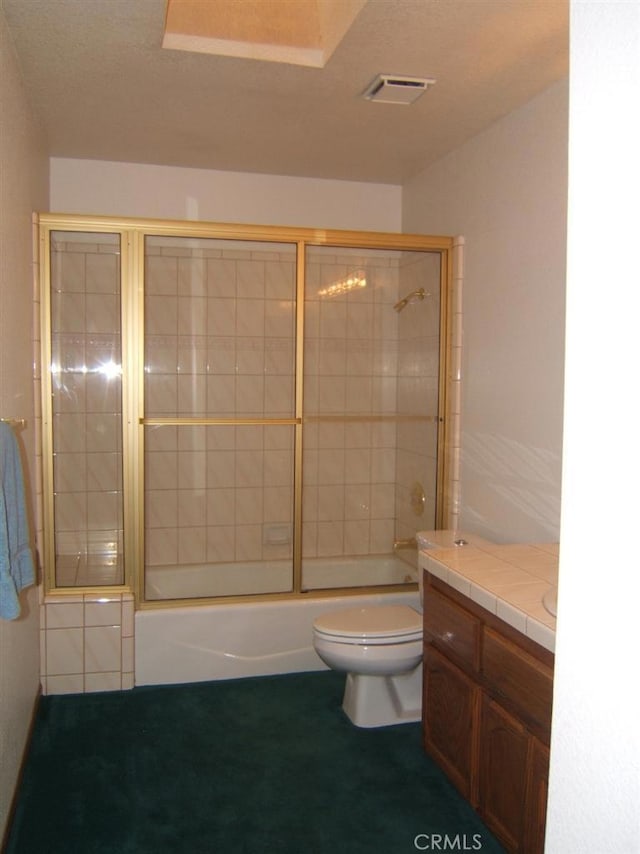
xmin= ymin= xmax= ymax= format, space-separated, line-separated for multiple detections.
xmin=84 ymin=600 xmax=122 ymax=627
xmin=236 ymin=375 xmax=264 ymax=414
xmin=146 ymin=256 xmax=178 ymax=295
xmin=46 ymin=627 xmax=84 ymax=675
xmin=423 ymin=557 xmax=448 ymax=582
xmin=44 ymin=592 xmax=84 ymax=605
xmin=526 ymin=618 xmax=556 ymax=653
xmin=146 ymin=489 xmax=178 ymax=528
xmin=122 ymin=599 xmax=135 ymax=638
xmin=206 ymin=525 xmax=235 ymax=562
xmin=265 ymin=260 xmax=294 ymax=300
xmin=496 ymin=600 xmax=528 ymax=635
xmin=146 ymin=295 xmax=178 ymax=335
xmin=178 ymin=257 xmax=206 ymax=297
xmin=121 ymin=671 xmax=135 ymax=691
xmin=122 ymin=636 xmax=134 ymax=673
xmin=86 ymin=293 xmax=118 ymax=334
xmin=207 ymin=258 xmax=237 ymax=297
xmin=85 ymin=672 xmax=122 ymax=693
xmin=86 ymin=491 xmax=121 ymax=531
xmin=46 ymin=602 xmax=84 ymax=629
xmin=446 ymin=569 xmax=471 ymax=597
xmin=86 ymin=413 xmax=121 ymax=453
xmin=178 ymin=526 xmax=207 ymax=563
xmin=45 ymin=674 xmax=85 ymax=695
xmin=86 ymin=251 xmax=119 ymax=293
xmin=84 ymin=625 xmax=121 ymax=673
xmin=177 ymin=425 xmax=207 ymax=452
xmin=40 ymin=629 xmax=47 ymax=676
xmin=467 ymin=584 xmax=498 ymax=614
xmin=237 ymin=260 xmax=265 ymax=298
xmin=178 ymin=489 xmax=207 ymax=527
xmin=236 ymin=448 xmax=265 ymax=488
xmin=234 ymin=524 xmax=262 ymax=561
xmin=344 ymin=520 xmax=370 ymax=554
xmin=145 ymin=527 xmax=178 ymax=566
xmin=235 ymin=488 xmax=264 ymax=525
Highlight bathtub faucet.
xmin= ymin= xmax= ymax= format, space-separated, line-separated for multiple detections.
xmin=393 ymin=537 xmax=417 ymax=551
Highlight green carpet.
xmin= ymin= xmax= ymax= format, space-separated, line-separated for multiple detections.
xmin=5 ymin=671 xmax=504 ymax=853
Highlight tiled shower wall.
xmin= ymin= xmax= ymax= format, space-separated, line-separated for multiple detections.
xmin=446 ymin=237 xmax=464 ymax=530
xmin=302 ymin=250 xmax=403 ymax=559
xmin=144 ymin=241 xmax=298 ymax=569
xmin=49 ymin=233 xmax=124 ymax=585
xmin=394 ymin=251 xmax=443 ymax=550
xmin=143 ymin=243 xmax=405 ymax=568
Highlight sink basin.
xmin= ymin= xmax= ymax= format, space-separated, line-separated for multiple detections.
xmin=542 ymin=587 xmax=557 ymax=617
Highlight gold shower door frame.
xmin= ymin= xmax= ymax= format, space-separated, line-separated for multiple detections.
xmin=39 ymin=214 xmax=453 ymax=606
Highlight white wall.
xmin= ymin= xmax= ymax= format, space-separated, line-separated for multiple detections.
xmin=402 ymin=80 xmax=568 ymax=544
xmin=546 ymin=3 xmax=640 ymax=851
xmin=0 ymin=10 xmax=49 ymax=841
xmin=50 ymin=158 xmax=402 ymax=232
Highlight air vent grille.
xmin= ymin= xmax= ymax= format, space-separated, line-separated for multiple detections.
xmin=362 ymin=74 xmax=436 ymax=105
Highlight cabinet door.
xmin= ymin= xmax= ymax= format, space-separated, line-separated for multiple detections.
xmin=482 ymin=627 xmax=553 ymax=738
xmin=423 ymin=644 xmax=480 ymax=803
xmin=524 ymin=738 xmax=550 ymax=854
xmin=478 ymin=696 xmax=529 ymax=852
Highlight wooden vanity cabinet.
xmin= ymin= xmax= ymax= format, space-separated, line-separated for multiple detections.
xmin=423 ymin=645 xmax=480 ymax=802
xmin=422 ymin=572 xmax=554 ymax=854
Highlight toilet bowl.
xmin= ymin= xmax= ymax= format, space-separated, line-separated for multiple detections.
xmin=312 ymin=531 xmax=481 ymax=727
xmin=313 ymin=604 xmax=423 ymax=728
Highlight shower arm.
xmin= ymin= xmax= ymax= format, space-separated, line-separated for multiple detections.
xmin=393 ymin=287 xmax=429 ymax=312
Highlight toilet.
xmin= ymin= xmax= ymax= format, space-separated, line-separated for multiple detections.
xmin=312 ymin=603 xmax=424 ymax=728
xmin=312 ymin=531 xmax=480 ymax=727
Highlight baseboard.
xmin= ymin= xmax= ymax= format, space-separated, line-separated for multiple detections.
xmin=0 ymin=684 xmax=42 ymax=854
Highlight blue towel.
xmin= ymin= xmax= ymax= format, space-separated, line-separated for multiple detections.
xmin=0 ymin=422 xmax=36 ymax=620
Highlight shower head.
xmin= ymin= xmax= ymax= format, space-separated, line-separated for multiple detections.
xmin=393 ymin=287 xmax=430 ymax=312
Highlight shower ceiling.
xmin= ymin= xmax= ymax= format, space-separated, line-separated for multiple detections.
xmin=2 ymin=0 xmax=568 ymax=184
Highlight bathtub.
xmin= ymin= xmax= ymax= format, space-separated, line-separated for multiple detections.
xmin=144 ymin=554 xmax=415 ymax=599
xmin=135 ymin=555 xmax=419 ymax=686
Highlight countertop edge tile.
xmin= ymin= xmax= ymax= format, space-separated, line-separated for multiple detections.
xmin=424 ymin=556 xmax=448 ymax=582
xmin=467 ymin=583 xmax=498 ymax=615
xmin=446 ymin=569 xmax=471 ymax=597
xmin=496 ymin=599 xmax=528 ymax=635
xmin=526 ymin=617 xmax=556 ymax=653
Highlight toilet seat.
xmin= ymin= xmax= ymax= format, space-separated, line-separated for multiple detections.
xmin=313 ymin=605 xmax=422 ymax=645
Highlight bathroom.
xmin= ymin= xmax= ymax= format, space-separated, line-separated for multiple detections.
xmin=2 ymin=3 xmax=639 ymax=852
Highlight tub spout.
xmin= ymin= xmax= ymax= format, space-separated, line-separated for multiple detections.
xmin=393 ymin=537 xmax=417 ymax=551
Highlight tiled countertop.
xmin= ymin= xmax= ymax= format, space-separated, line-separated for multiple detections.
xmin=418 ymin=531 xmax=558 ymax=652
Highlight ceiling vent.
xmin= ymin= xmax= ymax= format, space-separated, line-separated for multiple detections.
xmin=362 ymin=74 xmax=436 ymax=105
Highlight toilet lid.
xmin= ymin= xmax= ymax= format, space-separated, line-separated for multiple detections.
xmin=313 ymin=605 xmax=422 ymax=642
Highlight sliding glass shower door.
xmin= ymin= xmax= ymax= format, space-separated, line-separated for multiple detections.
xmin=301 ymin=246 xmax=443 ymax=591
xmin=143 ymin=236 xmax=298 ymax=600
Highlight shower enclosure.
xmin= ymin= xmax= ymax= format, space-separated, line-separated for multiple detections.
xmin=40 ymin=216 xmax=452 ymax=604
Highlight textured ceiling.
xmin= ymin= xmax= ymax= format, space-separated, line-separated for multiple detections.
xmin=3 ymin=0 xmax=568 ymax=184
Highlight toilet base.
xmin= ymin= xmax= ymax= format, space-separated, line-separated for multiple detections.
xmin=342 ymin=665 xmax=422 ymax=728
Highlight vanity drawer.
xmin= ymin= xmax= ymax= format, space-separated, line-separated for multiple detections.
xmin=424 ymin=586 xmax=481 ymax=673
xmin=482 ymin=627 xmax=553 ymax=736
